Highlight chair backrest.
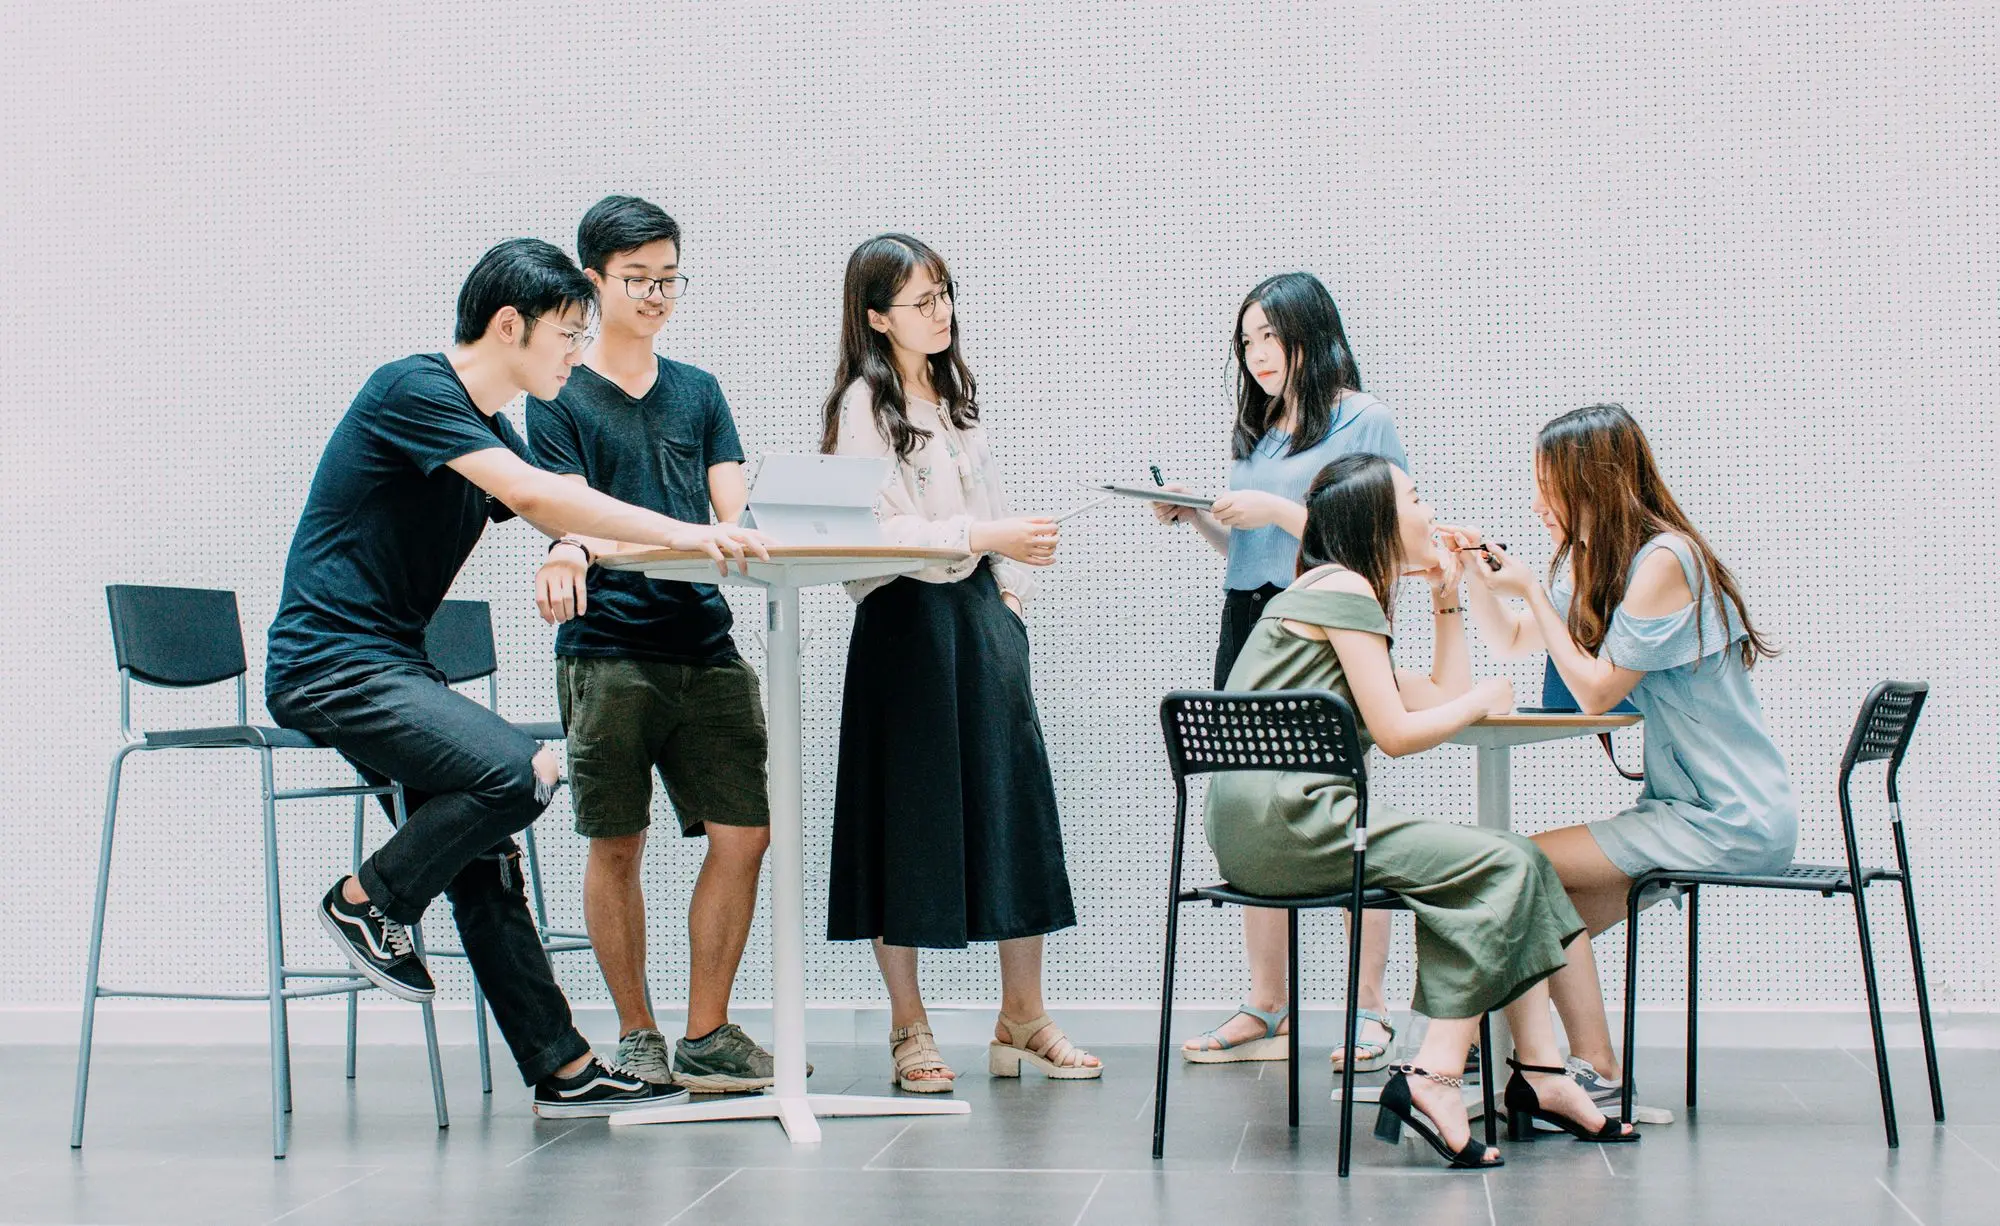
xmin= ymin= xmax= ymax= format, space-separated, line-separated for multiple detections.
xmin=105 ymin=584 xmax=247 ymax=688
xmin=1160 ymin=689 xmax=1370 ymax=786
xmin=424 ymin=600 xmax=498 ymax=685
xmin=1839 ymin=680 xmax=1928 ymax=804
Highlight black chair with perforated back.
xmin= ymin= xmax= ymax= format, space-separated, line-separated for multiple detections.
xmin=75 ymin=586 xmax=448 ymax=1159
xmin=1619 ymin=680 xmax=1944 ymax=1147
xmin=1152 ymin=690 xmax=1496 ymax=1177
xmin=342 ymin=598 xmax=590 ymax=1093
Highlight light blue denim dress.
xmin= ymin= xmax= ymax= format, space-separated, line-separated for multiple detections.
xmin=1224 ymin=394 xmax=1408 ymax=591
xmin=1552 ymin=534 xmax=1798 ymax=877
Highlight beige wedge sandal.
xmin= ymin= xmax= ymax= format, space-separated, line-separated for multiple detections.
xmin=890 ymin=1022 xmax=956 ymax=1093
xmin=988 ymin=1013 xmax=1103 ymax=1080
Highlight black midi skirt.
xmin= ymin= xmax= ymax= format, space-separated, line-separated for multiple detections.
xmin=826 ymin=560 xmax=1077 ymax=948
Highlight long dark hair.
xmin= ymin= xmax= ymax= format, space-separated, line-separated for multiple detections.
xmin=1537 ymin=404 xmax=1775 ymax=669
xmin=819 ymin=233 xmax=978 ymax=459
xmin=1296 ymin=453 xmax=1404 ymax=620
xmin=1231 ymin=272 xmax=1363 ymax=460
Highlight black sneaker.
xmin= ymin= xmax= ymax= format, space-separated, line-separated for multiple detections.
xmin=534 ymin=1058 xmax=687 ymax=1118
xmin=317 ymin=880 xmax=435 ymax=1002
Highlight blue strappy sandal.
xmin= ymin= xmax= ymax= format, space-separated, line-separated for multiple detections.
xmin=1328 ymin=1008 xmax=1397 ymax=1074
xmin=1181 ymin=1002 xmax=1291 ymax=1064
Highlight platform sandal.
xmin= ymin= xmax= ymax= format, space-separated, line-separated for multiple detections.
xmin=889 ymin=1022 xmax=956 ymax=1093
xmin=1328 ymin=1008 xmax=1396 ymax=1074
xmin=1503 ymin=1058 xmax=1640 ymax=1143
xmin=1373 ymin=1064 xmax=1502 ymax=1169
xmin=989 ymin=1013 xmax=1103 ymax=1080
xmin=1182 ymin=1002 xmax=1291 ymax=1064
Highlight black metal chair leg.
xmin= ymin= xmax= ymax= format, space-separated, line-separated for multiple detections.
xmin=1851 ymin=885 xmax=1900 ymax=1147
xmin=1892 ymin=828 xmax=1944 ymax=1122
xmin=1336 ymin=901 xmax=1362 ymax=1178
xmin=1686 ymin=886 xmax=1699 ymax=1110
xmin=1479 ymin=1013 xmax=1497 ymax=1148
xmin=1288 ymin=907 xmax=1302 ymax=1130
xmin=1621 ymin=882 xmax=1643 ymax=1124
xmin=1151 ymin=900 xmax=1181 ymax=1160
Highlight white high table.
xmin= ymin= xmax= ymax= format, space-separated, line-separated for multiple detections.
xmin=1332 ymin=712 xmax=1642 ymax=1107
xmin=598 ymin=545 xmax=973 ymax=1143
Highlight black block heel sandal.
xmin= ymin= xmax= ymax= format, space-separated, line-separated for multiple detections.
xmin=1373 ymin=1064 xmax=1503 ymax=1170
xmin=1503 ymin=1058 xmax=1641 ymax=1144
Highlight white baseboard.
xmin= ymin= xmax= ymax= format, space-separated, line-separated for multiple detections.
xmin=5 ymin=1001 xmax=1994 ymax=1050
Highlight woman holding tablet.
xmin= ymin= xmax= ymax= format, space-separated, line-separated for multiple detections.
xmin=822 ymin=233 xmax=1100 ymax=1094
xmin=1206 ymin=453 xmax=1636 ymax=1168
xmin=1463 ymin=403 xmax=1796 ymax=1113
xmin=1156 ymin=273 xmax=1407 ymax=1072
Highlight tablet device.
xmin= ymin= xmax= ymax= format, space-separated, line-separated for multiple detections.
xmin=1096 ymin=483 xmax=1215 ymax=510
xmin=1540 ymin=656 xmax=1640 ymax=715
xmin=742 ymin=453 xmax=893 ymax=546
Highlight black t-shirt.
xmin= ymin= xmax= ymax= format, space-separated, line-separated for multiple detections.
xmin=266 ymin=353 xmax=527 ymax=695
xmin=526 ymin=357 xmax=746 ymax=665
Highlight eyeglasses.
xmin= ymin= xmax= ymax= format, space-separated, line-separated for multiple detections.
xmin=534 ymin=316 xmax=597 ymax=354
xmin=888 ymin=282 xmax=955 ymax=320
xmin=615 ymin=275 xmax=690 ymax=301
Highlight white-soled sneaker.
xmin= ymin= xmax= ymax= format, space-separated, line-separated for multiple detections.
xmin=1567 ymin=1056 xmax=1675 ymax=1125
xmin=533 ymin=1057 xmax=686 ymax=1119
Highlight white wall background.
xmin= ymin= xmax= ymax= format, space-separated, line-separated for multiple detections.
xmin=1 ymin=0 xmax=1995 ymax=1026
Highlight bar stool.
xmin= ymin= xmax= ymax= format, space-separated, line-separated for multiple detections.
xmin=342 ymin=599 xmax=591 ymax=1093
xmin=1152 ymin=690 xmax=1496 ymax=1177
xmin=1620 ymin=680 xmax=1945 ymax=1147
xmin=73 ymin=585 xmax=448 ymax=1159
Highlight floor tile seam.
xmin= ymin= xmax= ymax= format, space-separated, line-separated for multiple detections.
xmin=660 ymin=1167 xmax=742 ymax=1226
xmin=262 ymin=1165 xmax=387 ymax=1224
xmin=1874 ymin=1175 xmax=1926 ymax=1225
xmin=1070 ymin=1173 xmax=1107 ymax=1226
xmin=1943 ymin=1125 xmax=2000 ymax=1173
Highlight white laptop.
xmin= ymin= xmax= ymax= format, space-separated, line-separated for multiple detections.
xmin=740 ymin=453 xmax=893 ymax=546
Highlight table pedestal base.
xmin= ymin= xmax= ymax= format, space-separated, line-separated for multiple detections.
xmin=609 ymin=1091 xmax=970 ymax=1143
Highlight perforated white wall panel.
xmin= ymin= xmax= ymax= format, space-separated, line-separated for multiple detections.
xmin=2 ymin=1 xmax=1995 ymax=1020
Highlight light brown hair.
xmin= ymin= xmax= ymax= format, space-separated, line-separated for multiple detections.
xmin=1536 ymin=404 xmax=1774 ymax=669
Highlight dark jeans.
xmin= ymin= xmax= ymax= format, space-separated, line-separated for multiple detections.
xmin=268 ymin=661 xmax=591 ymax=1085
xmin=1215 ymin=584 xmax=1285 ymax=688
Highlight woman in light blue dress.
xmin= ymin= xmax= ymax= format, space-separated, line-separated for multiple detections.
xmin=1152 ymin=272 xmax=1408 ymax=1070
xmin=1465 ymin=403 xmax=1796 ymax=1113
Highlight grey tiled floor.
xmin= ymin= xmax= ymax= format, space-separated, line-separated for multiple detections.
xmin=8 ymin=1041 xmax=1995 ymax=1225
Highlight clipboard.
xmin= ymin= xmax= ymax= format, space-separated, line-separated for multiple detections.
xmin=1096 ymin=483 xmax=1215 ymax=510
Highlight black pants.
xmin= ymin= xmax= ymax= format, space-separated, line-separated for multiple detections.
xmin=268 ymin=661 xmax=591 ymax=1085
xmin=1215 ymin=584 xmax=1285 ymax=689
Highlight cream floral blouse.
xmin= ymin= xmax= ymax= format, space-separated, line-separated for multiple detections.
xmin=830 ymin=379 xmax=1037 ymax=606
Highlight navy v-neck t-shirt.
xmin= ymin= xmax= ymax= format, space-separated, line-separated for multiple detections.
xmin=526 ymin=357 xmax=746 ymax=665
xmin=267 ymin=353 xmax=528 ymax=695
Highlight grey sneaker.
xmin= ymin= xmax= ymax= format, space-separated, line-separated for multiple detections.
xmin=673 ymin=1023 xmax=801 ymax=1093
xmin=1567 ymin=1056 xmax=1675 ymax=1125
xmin=614 ymin=1027 xmax=676 ymax=1086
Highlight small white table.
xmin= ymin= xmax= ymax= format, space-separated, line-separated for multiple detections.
xmin=1333 ymin=712 xmax=1643 ymax=1106
xmin=1454 ymin=713 xmax=1643 ymax=1081
xmin=597 ymin=545 xmax=972 ymax=1143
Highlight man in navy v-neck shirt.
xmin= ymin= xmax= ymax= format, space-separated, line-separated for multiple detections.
xmin=527 ymin=197 xmax=777 ymax=1094
xmin=265 ymin=238 xmax=773 ymax=1119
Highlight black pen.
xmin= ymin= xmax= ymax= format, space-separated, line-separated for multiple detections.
xmin=1456 ymin=539 xmax=1508 ymax=571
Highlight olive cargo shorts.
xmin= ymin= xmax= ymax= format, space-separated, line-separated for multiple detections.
xmin=556 ymin=656 xmax=771 ymax=839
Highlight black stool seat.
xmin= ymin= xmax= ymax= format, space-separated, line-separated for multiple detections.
xmin=1639 ymin=862 xmax=1897 ymax=895
xmin=510 ymin=719 xmax=566 ymax=742
xmin=143 ymin=724 xmax=322 ymax=751
xmin=1188 ymin=883 xmax=1408 ymax=911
